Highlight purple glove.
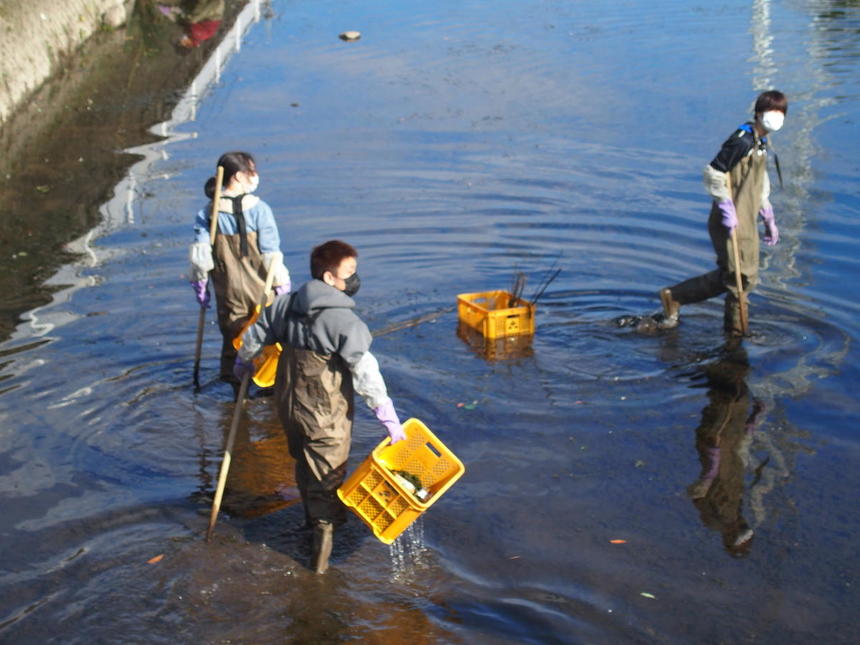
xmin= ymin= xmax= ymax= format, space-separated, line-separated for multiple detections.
xmin=701 ymin=445 xmax=721 ymax=481
xmin=717 ymin=199 xmax=738 ymax=232
xmin=759 ymin=204 xmax=779 ymax=246
xmin=273 ymin=281 xmax=291 ymax=297
xmin=374 ymin=398 xmax=406 ymax=444
xmin=191 ymin=279 xmax=210 ymax=308
xmin=233 ymin=356 xmax=256 ymax=382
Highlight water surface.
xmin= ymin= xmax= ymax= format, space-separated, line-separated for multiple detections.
xmin=1 ymin=0 xmax=859 ymax=642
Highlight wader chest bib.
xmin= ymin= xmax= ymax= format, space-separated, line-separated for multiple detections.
xmin=667 ymin=133 xmax=768 ymax=334
xmin=709 ymin=136 xmax=767 ymax=294
xmin=209 ymin=196 xmax=268 ymax=376
xmin=275 ymin=344 xmax=354 ymax=525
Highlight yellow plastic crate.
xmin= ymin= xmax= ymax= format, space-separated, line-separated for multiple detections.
xmin=231 ymin=303 xmax=282 ymax=388
xmin=337 ymin=418 xmax=465 ymax=544
xmin=457 ymin=290 xmax=536 ymax=339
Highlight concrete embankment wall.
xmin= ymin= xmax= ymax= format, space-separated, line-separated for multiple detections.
xmin=0 ymin=0 xmax=133 ymax=125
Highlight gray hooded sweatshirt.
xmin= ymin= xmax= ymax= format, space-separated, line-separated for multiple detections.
xmin=238 ymin=279 xmax=390 ymax=409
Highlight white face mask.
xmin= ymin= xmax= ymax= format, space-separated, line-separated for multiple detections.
xmin=246 ymin=173 xmax=260 ymax=193
xmin=761 ymin=110 xmax=784 ymax=133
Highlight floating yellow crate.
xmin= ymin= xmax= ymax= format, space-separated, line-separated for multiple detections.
xmin=457 ymin=290 xmax=536 ymax=339
xmin=337 ymin=418 xmax=465 ymax=544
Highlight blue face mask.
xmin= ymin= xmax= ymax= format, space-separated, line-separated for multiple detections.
xmin=343 ymin=273 xmax=361 ymax=297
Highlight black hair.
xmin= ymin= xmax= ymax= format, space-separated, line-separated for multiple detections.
xmin=310 ymin=240 xmax=358 ymax=280
xmin=204 ymin=151 xmax=256 ymax=198
xmin=754 ymin=90 xmax=788 ymax=116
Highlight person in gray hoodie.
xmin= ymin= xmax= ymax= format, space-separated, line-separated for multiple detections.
xmin=235 ymin=240 xmax=406 ymax=573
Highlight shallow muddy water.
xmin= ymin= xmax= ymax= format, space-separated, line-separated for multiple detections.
xmin=1 ymin=0 xmax=859 ymax=642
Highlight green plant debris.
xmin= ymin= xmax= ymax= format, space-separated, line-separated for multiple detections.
xmin=392 ymin=469 xmax=422 ymax=490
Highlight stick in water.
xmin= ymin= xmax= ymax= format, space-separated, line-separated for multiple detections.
xmin=206 ymin=252 xmax=280 ymax=541
xmin=725 ymin=176 xmax=749 ymax=335
xmin=193 ymin=165 xmax=225 ymax=391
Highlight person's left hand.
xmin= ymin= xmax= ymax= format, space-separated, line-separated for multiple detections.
xmin=233 ymin=356 xmax=256 ymax=382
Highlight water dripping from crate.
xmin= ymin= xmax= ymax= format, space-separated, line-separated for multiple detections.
xmin=388 ymin=518 xmax=429 ymax=581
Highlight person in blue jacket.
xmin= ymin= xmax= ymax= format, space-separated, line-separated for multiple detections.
xmin=188 ymin=151 xmax=290 ymax=384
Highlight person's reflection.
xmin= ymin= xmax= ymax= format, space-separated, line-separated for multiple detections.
xmin=687 ymin=344 xmax=764 ymax=557
xmin=156 ymin=0 xmax=225 ymax=49
xmin=206 ymin=400 xmax=299 ymax=519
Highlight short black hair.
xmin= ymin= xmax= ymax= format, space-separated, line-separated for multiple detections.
xmin=754 ymin=90 xmax=788 ymax=116
xmin=310 ymin=240 xmax=358 ymax=280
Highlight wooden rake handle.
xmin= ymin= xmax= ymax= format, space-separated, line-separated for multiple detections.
xmin=205 ymin=253 xmax=281 ymax=541
xmin=193 ymin=166 xmax=226 ymax=390
xmin=726 ymin=176 xmax=749 ymax=335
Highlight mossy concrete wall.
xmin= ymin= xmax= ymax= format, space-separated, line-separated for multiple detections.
xmin=0 ymin=0 xmax=133 ymax=125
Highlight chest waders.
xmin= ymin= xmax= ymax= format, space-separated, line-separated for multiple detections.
xmin=274 ymin=301 xmax=353 ymax=530
xmin=210 ymin=195 xmax=268 ymax=379
xmin=664 ymin=133 xmax=767 ymax=336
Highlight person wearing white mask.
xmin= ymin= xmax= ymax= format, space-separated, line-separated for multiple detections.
xmin=188 ymin=151 xmax=291 ymax=390
xmin=653 ymin=91 xmax=788 ymax=336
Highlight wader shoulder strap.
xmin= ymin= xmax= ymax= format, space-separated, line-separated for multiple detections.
xmin=224 ymin=194 xmax=250 ymax=258
xmin=205 ymin=194 xmax=250 ymax=257
xmin=739 ymin=123 xmax=781 ymax=187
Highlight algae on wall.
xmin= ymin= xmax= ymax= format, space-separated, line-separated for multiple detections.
xmin=0 ymin=0 xmax=133 ymax=125
xmin=0 ymin=0 xmax=247 ymax=341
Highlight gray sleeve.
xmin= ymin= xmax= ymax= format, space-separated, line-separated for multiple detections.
xmin=760 ymin=169 xmax=771 ymax=205
xmin=350 ymin=351 xmax=390 ymax=409
xmin=189 ymin=242 xmax=213 ymax=281
xmin=337 ymin=317 xmax=373 ymax=366
xmin=237 ymin=292 xmax=292 ymax=362
xmin=262 ymin=251 xmax=290 ymax=287
xmin=703 ymin=164 xmax=730 ymax=202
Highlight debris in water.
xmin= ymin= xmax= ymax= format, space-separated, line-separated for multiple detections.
xmin=640 ymin=592 xmax=656 ymax=599
xmin=339 ymin=31 xmax=361 ymax=41
xmin=614 ymin=314 xmax=642 ymax=328
xmin=457 ymin=400 xmax=478 ymax=410
xmin=147 ymin=554 xmax=164 ymax=564
xmin=610 ymin=539 xmax=627 ymax=544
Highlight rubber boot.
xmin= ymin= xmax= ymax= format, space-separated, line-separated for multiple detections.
xmin=657 ymin=288 xmax=680 ymax=329
xmin=311 ymin=520 xmax=334 ymax=574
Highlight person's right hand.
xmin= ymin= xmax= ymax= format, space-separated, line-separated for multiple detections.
xmin=717 ymin=199 xmax=738 ymax=233
xmin=374 ymin=398 xmax=406 ymax=444
xmin=191 ymin=279 xmax=210 ymax=308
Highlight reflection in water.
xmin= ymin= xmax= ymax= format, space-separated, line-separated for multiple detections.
xmin=156 ymin=0 xmax=226 ymax=49
xmin=209 ymin=400 xmax=298 ymax=519
xmin=0 ymin=0 xmax=253 ymax=343
xmin=0 ymin=0 xmax=859 ymax=642
xmin=456 ymin=322 xmax=534 ymax=361
xmin=686 ymin=344 xmax=766 ymax=557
